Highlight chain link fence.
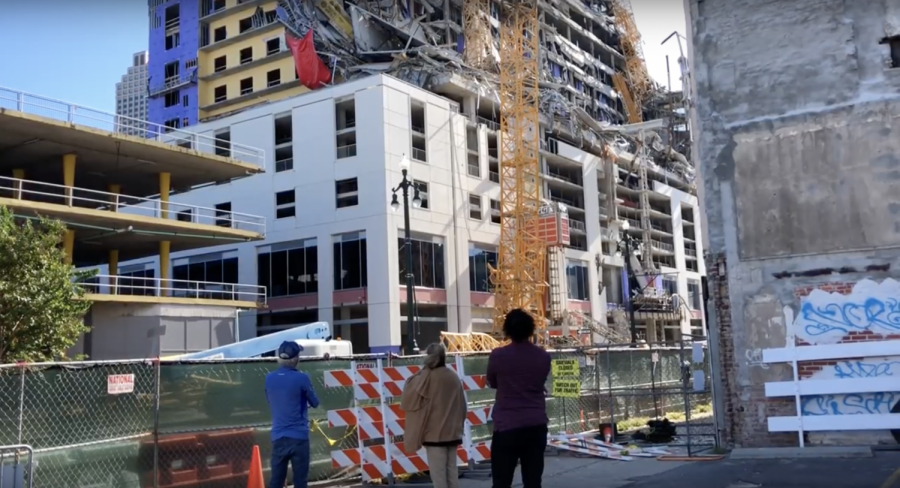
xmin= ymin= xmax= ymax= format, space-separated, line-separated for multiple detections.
xmin=1 ymin=341 xmax=717 ymax=487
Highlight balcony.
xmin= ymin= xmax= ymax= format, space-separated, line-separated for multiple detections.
xmin=0 ymin=86 xmax=265 ymax=169
xmin=490 ymin=171 xmax=500 ymax=183
xmin=81 ymin=275 xmax=267 ymax=307
xmin=337 ymin=144 xmax=357 ymax=159
xmin=478 ymin=116 xmax=500 ymax=131
xmin=650 ymin=239 xmax=674 ymax=253
xmin=149 ymin=70 xmax=198 ymax=97
xmin=569 ymin=219 xmax=586 ymax=233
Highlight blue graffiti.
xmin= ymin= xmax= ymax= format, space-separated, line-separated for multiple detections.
xmin=834 ymin=361 xmax=900 ymax=379
xmin=802 ymin=392 xmax=900 ymax=416
xmin=799 ymin=297 xmax=900 ymax=337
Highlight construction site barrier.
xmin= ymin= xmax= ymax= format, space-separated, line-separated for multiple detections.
xmin=324 ymin=356 xmax=494 ymax=481
xmin=0 ymin=338 xmax=714 ymax=487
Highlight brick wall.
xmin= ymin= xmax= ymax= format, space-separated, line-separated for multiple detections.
xmin=714 ymin=276 xmax=900 ymax=446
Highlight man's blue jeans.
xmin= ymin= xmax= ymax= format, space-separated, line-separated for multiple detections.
xmin=269 ymin=437 xmax=310 ymax=488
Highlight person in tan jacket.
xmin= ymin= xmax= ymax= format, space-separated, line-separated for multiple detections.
xmin=400 ymin=343 xmax=468 ymax=488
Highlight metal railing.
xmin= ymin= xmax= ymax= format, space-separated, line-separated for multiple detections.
xmin=625 ymin=218 xmax=642 ymax=229
xmin=412 ymin=147 xmax=427 ymax=162
xmin=651 ymin=240 xmax=675 ymax=252
xmin=275 ymin=158 xmax=294 ymax=172
xmin=467 ymin=164 xmax=481 ymax=177
xmin=0 ymin=87 xmax=265 ymax=168
xmin=569 ymin=219 xmax=586 ymax=232
xmin=685 ymin=246 xmax=697 ymax=257
xmin=490 ymin=171 xmax=500 ymax=183
xmin=478 ymin=116 xmax=500 ymax=131
xmin=80 ymin=275 xmax=267 ymax=304
xmin=336 ymin=144 xmax=356 ymax=159
xmin=0 ymin=176 xmax=266 ymax=235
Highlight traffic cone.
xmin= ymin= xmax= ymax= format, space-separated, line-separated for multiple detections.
xmin=247 ymin=445 xmax=265 ymax=488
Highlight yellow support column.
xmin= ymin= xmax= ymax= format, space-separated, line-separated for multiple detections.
xmin=109 ymin=250 xmax=119 ymax=295
xmin=12 ymin=169 xmax=24 ymax=199
xmin=159 ymin=172 xmax=171 ymax=219
xmin=63 ymin=230 xmax=75 ymax=265
xmin=108 ymin=184 xmax=121 ymax=212
xmin=159 ymin=241 xmax=170 ymax=297
xmin=63 ymin=154 xmax=76 ymax=206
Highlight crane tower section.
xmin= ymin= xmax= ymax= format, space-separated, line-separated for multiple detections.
xmin=490 ymin=0 xmax=546 ymax=335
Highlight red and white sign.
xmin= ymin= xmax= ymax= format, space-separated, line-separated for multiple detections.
xmin=107 ymin=374 xmax=135 ymax=395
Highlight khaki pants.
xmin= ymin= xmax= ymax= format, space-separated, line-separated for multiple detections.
xmin=425 ymin=446 xmax=459 ymax=488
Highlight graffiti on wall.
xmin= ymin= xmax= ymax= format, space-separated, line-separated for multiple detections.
xmin=790 ymin=280 xmax=900 ymax=417
xmin=801 ymin=359 xmax=900 ymax=415
xmin=745 ymin=348 xmax=769 ymax=369
xmin=794 ymin=279 xmax=900 ymax=344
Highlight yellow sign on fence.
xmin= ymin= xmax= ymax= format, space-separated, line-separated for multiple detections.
xmin=551 ymin=359 xmax=579 ymax=378
xmin=552 ymin=378 xmax=581 ymax=398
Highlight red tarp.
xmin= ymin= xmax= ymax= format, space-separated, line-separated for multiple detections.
xmin=286 ymin=30 xmax=332 ymax=90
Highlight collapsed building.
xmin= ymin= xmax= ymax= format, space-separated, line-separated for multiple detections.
xmin=142 ymin=0 xmax=703 ymax=347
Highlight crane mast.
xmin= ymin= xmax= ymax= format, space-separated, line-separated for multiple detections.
xmin=489 ymin=0 xmax=546 ymax=338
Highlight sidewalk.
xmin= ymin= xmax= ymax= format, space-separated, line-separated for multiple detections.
xmin=448 ymin=450 xmax=900 ymax=488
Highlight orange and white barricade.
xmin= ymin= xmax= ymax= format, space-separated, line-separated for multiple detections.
xmin=325 ymin=357 xmax=495 ymax=481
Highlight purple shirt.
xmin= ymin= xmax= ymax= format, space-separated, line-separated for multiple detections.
xmin=486 ymin=341 xmax=551 ymax=432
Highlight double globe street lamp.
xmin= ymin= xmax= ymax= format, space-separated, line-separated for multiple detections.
xmin=390 ymin=154 xmax=422 ymax=354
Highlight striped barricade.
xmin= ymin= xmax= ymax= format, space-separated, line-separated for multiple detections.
xmin=324 ymin=365 xmax=489 ymax=400
xmin=331 ymin=442 xmax=494 ymax=480
xmin=324 ymin=358 xmax=496 ymax=481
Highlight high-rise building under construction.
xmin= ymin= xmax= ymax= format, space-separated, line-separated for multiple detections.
xmin=139 ymin=0 xmax=703 ymax=351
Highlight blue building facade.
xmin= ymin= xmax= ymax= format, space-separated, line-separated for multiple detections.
xmin=147 ymin=0 xmax=200 ymax=130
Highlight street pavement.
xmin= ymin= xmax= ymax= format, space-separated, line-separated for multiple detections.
xmin=448 ymin=451 xmax=900 ymax=488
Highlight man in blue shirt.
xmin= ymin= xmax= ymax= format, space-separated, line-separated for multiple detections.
xmin=265 ymin=341 xmax=320 ymax=488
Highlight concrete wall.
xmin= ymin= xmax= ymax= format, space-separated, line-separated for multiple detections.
xmin=85 ymin=302 xmax=237 ymax=359
xmin=688 ymin=0 xmax=900 ymax=446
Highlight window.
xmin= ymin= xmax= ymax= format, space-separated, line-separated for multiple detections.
xmin=398 ymin=236 xmax=445 ymax=289
xmin=413 ymin=180 xmax=429 ymax=210
xmin=410 ymin=100 xmax=427 ymax=162
xmin=688 ymin=279 xmax=702 ymax=310
xmin=182 ymin=117 xmax=189 ymax=127
xmin=163 ymin=118 xmax=179 ymax=132
xmin=240 ymin=47 xmax=253 ymax=64
xmin=165 ymin=31 xmax=180 ymax=50
xmin=274 ymin=114 xmax=293 ymax=172
xmin=215 ymin=202 xmax=232 ymax=227
xmin=257 ymin=240 xmax=318 ymax=297
xmin=266 ymin=37 xmax=281 ymax=55
xmin=164 ymin=61 xmax=179 ymax=80
xmin=213 ymin=26 xmax=227 ymax=42
xmin=239 ymin=16 xmax=253 ymax=33
xmin=118 ymin=268 xmax=156 ymax=297
xmin=489 ymin=199 xmax=501 ymax=224
xmin=240 ymin=77 xmax=253 ymax=96
xmin=172 ymin=254 xmax=239 ymax=300
xmin=566 ymin=260 xmax=589 ymax=301
xmin=275 ymin=190 xmax=296 ymax=219
xmin=214 ymin=56 xmax=227 ymax=72
xmin=469 ymin=245 xmax=497 ymax=293
xmin=336 ymin=178 xmax=358 ymax=208
xmin=662 ymin=276 xmax=678 ymax=295
xmin=177 ymin=208 xmax=193 ymax=222
xmin=335 ymin=97 xmax=357 ymax=159
xmin=468 ymin=194 xmax=482 ymax=220
xmin=333 ymin=232 xmax=367 ymax=290
xmin=214 ymin=128 xmax=231 ymax=157
xmin=211 ymin=0 xmax=225 ymax=13
xmin=267 ymin=69 xmax=281 ymax=87
xmin=164 ymin=90 xmax=179 ymax=107
xmin=214 ymin=85 xmax=227 ymax=103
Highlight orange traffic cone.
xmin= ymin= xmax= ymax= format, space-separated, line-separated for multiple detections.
xmin=247 ymin=445 xmax=265 ymax=488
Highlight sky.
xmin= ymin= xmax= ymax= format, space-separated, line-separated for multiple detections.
xmin=0 ymin=1 xmax=687 ymax=113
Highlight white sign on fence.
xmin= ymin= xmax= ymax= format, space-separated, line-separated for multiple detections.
xmin=107 ymin=374 xmax=135 ymax=395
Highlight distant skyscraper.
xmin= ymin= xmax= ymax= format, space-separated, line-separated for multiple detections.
xmin=116 ymin=51 xmax=149 ymax=135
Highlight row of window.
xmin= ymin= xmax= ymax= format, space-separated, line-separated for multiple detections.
xmin=213 ymin=68 xmax=285 ymax=104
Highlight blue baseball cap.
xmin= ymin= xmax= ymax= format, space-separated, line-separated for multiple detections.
xmin=278 ymin=341 xmax=303 ymax=360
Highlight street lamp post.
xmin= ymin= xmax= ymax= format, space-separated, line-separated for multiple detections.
xmin=617 ymin=220 xmax=641 ymax=345
xmin=391 ymin=154 xmax=422 ymax=354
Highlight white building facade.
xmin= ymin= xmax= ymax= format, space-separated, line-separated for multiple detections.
xmin=115 ymin=51 xmax=149 ymax=136
xmin=109 ymin=74 xmax=704 ymax=353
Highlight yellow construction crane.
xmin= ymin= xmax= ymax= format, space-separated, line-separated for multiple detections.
xmin=609 ymin=0 xmax=652 ymax=123
xmin=489 ymin=0 xmax=546 ymax=339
